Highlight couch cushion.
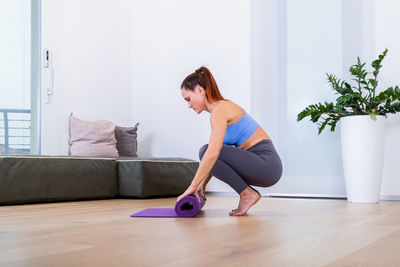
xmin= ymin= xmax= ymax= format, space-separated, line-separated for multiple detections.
xmin=115 ymin=123 xmax=139 ymax=157
xmin=117 ymin=157 xmax=198 ymax=198
xmin=0 ymin=156 xmax=118 ymax=205
xmin=69 ymin=113 xmax=119 ymax=157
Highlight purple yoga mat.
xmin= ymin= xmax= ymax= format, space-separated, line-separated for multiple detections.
xmin=130 ymin=194 xmax=206 ymax=218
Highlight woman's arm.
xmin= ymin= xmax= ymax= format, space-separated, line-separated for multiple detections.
xmin=197 ymin=173 xmax=212 ymax=198
xmin=188 ymin=108 xmax=227 ymax=187
xmin=197 ymin=173 xmax=212 ymax=191
xmin=177 ymin=105 xmax=227 ymax=202
xmin=202 ymin=173 xmax=212 ymax=186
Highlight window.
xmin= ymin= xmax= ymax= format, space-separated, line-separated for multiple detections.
xmin=0 ymin=0 xmax=41 ymax=155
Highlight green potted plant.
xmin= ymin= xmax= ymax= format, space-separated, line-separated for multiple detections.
xmin=297 ymin=48 xmax=400 ymax=203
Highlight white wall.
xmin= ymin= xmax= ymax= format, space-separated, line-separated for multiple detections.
xmin=130 ymin=0 xmax=251 ymax=192
xmin=131 ymin=0 xmax=252 ymax=160
xmin=41 ymin=0 xmax=133 ymax=155
xmin=375 ymin=0 xmax=400 ymax=198
xmin=249 ymin=0 xmax=400 ymax=198
xmin=251 ymin=0 xmax=287 ymax=162
xmin=39 ymin=0 xmax=400 ymax=197
xmin=0 ymin=0 xmax=31 ymax=109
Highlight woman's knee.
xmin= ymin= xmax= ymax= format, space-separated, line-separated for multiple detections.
xmin=199 ymin=144 xmax=209 ymax=160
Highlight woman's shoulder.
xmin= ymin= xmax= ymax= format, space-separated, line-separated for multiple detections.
xmin=212 ymin=99 xmax=236 ymax=113
xmin=212 ymin=100 xmax=244 ymax=123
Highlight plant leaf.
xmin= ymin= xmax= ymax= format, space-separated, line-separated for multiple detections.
xmin=296 ymin=48 xmax=399 ymax=134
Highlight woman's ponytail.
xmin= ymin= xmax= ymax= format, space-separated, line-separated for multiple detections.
xmin=181 ymin=66 xmax=224 ymax=103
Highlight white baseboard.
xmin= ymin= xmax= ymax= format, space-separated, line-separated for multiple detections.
xmin=205 ymin=176 xmax=400 ymax=200
xmin=206 ymin=175 xmax=347 ymax=196
xmin=380 ymin=195 xmax=400 ymax=201
xmin=206 ymin=191 xmax=400 ymax=201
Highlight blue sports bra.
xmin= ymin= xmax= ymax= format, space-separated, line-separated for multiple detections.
xmin=223 ymin=110 xmax=259 ymax=146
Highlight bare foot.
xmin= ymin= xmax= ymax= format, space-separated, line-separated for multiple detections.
xmin=229 ymin=186 xmax=261 ymax=216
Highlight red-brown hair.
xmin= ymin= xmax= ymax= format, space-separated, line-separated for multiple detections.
xmin=181 ymin=66 xmax=224 ymax=103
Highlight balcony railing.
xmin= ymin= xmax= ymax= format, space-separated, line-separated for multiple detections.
xmin=0 ymin=109 xmax=31 ymax=154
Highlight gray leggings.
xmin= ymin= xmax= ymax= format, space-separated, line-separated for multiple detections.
xmin=199 ymin=140 xmax=282 ymax=194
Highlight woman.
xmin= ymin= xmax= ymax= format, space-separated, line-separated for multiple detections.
xmin=177 ymin=66 xmax=282 ymax=216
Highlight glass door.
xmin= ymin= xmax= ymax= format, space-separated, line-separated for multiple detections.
xmin=0 ymin=0 xmax=41 ymax=155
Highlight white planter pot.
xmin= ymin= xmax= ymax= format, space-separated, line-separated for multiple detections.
xmin=340 ymin=115 xmax=386 ymax=203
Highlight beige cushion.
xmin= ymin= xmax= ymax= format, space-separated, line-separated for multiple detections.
xmin=68 ymin=113 xmax=119 ymax=157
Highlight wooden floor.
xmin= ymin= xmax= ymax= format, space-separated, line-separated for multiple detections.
xmin=1 ymin=196 xmax=400 ymax=266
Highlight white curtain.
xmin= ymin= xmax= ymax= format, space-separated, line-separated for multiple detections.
xmin=251 ymin=0 xmax=362 ymax=196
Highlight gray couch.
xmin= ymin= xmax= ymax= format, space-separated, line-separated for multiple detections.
xmin=0 ymin=155 xmax=198 ymax=205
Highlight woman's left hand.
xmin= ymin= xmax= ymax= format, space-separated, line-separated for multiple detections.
xmin=177 ymin=184 xmax=201 ymax=203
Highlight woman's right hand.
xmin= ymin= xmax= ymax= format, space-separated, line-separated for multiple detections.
xmin=177 ymin=184 xmax=198 ymax=203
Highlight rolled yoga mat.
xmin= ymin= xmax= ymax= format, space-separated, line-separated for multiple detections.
xmin=130 ymin=194 xmax=206 ymax=218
